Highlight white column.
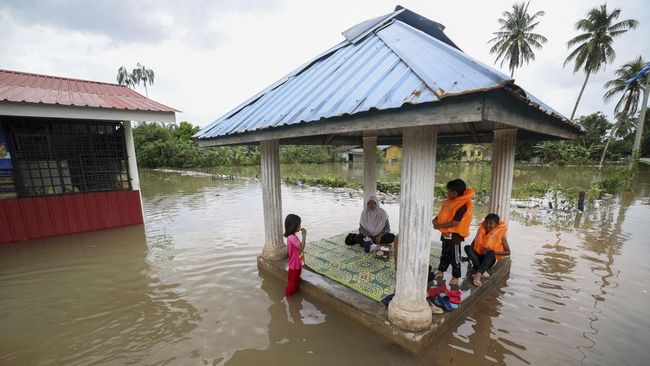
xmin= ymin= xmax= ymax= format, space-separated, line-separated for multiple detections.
xmin=489 ymin=129 xmax=517 ymax=223
xmin=124 ymin=121 xmax=140 ymax=191
xmin=388 ymin=126 xmax=437 ymax=332
xmin=363 ymin=136 xmax=377 ymax=205
xmin=260 ymin=139 xmax=286 ymax=260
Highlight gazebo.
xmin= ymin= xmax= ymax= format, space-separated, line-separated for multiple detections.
xmin=196 ymin=6 xmax=579 ymax=339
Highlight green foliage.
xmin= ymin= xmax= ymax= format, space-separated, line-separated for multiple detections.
xmin=280 ymin=146 xmax=339 ymax=164
xmin=284 ymin=174 xmax=353 ymax=188
xmin=377 ymin=181 xmax=400 ymax=194
xmin=488 ymin=2 xmax=547 ymax=77
xmin=133 ymin=121 xmax=340 ymax=168
xmin=576 ymin=112 xmax=611 ymax=147
xmin=532 ymin=141 xmax=595 ymax=165
xmin=437 ymin=144 xmax=462 ymax=162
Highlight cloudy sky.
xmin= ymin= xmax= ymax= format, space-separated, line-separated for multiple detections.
xmin=1 ymin=0 xmax=648 ymax=127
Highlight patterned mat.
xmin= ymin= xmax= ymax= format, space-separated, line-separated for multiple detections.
xmin=304 ymin=234 xmax=442 ymax=302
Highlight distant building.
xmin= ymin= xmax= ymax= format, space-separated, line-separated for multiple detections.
xmin=461 ymin=144 xmax=490 ymax=162
xmin=383 ymin=145 xmax=402 ymax=162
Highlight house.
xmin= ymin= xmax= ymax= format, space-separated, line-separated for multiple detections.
xmin=0 ymin=69 xmax=177 ymax=244
xmin=461 ymin=144 xmax=490 ymax=162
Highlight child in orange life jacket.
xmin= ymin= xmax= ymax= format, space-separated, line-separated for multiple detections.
xmin=433 ymin=179 xmax=474 ymax=285
xmin=464 ymin=213 xmax=511 ymax=287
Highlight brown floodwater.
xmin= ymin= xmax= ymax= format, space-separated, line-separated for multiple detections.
xmin=1 ymin=164 xmax=649 ymax=365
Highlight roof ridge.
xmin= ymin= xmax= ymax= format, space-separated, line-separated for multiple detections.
xmin=0 ymin=68 xmax=126 ymax=88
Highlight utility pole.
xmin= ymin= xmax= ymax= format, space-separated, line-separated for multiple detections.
xmin=632 ymin=74 xmax=650 ymax=158
xmin=629 ymin=63 xmax=650 ymax=159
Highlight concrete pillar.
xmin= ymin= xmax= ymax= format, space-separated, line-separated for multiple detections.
xmin=388 ymin=126 xmax=437 ymax=332
xmin=260 ymin=139 xmax=286 ymax=260
xmin=363 ymin=136 xmax=377 ymax=205
xmin=489 ymin=129 xmax=517 ymax=223
xmin=124 ymin=121 xmax=140 ymax=191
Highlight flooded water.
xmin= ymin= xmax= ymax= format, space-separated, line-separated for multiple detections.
xmin=1 ymin=164 xmax=649 ymax=365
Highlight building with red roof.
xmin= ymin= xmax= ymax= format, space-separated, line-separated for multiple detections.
xmin=0 ymin=69 xmax=177 ymax=244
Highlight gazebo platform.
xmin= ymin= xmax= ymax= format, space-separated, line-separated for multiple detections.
xmin=257 ymin=234 xmax=511 ymax=353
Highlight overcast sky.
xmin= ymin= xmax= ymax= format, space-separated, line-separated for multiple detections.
xmin=1 ymin=0 xmax=648 ymax=127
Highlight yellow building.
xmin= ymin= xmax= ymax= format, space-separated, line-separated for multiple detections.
xmin=460 ymin=144 xmax=489 ymax=162
xmin=383 ymin=145 xmax=403 ymax=162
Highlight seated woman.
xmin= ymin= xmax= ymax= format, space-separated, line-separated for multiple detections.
xmin=464 ymin=213 xmax=511 ymax=287
xmin=354 ymin=196 xmax=395 ymax=245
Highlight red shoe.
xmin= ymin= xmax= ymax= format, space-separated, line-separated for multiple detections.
xmin=427 ymin=284 xmax=448 ymax=298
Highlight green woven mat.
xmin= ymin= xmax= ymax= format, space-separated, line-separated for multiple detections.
xmin=304 ymin=234 xmax=442 ymax=302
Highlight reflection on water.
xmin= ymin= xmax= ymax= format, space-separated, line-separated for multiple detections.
xmin=1 ymin=164 xmax=649 ymax=365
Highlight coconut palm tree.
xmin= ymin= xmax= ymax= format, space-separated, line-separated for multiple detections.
xmin=488 ymin=2 xmax=547 ymax=78
xmin=598 ymin=113 xmax=637 ymax=167
xmin=604 ymin=56 xmax=647 ymax=118
xmin=564 ymin=4 xmax=638 ymax=120
xmin=132 ymin=63 xmax=155 ymax=98
xmin=116 ymin=66 xmax=135 ymax=88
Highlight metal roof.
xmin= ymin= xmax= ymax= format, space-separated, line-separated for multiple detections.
xmin=0 ymin=69 xmax=178 ymax=113
xmin=196 ymin=10 xmax=573 ymax=141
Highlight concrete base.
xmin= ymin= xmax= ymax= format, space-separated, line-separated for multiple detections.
xmin=257 ymin=252 xmax=511 ymax=353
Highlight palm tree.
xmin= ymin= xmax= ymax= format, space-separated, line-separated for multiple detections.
xmin=564 ymin=4 xmax=638 ymax=120
xmin=116 ymin=66 xmax=135 ymax=88
xmin=132 ymin=63 xmax=155 ymax=98
xmin=604 ymin=56 xmax=647 ymax=118
xmin=598 ymin=113 xmax=637 ymax=167
xmin=488 ymin=2 xmax=547 ymax=78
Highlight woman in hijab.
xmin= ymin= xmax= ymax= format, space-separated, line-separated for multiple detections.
xmin=355 ymin=196 xmax=395 ymax=245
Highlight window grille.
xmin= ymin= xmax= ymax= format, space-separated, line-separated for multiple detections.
xmin=5 ymin=118 xmax=131 ymax=197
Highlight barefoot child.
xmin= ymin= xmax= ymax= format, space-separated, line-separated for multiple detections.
xmin=284 ymin=214 xmax=307 ymax=297
xmin=464 ymin=213 xmax=510 ymax=287
xmin=433 ymin=179 xmax=474 ymax=285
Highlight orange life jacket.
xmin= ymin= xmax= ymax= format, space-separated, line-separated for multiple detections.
xmin=437 ymin=187 xmax=475 ymax=238
xmin=472 ymin=220 xmax=508 ymax=260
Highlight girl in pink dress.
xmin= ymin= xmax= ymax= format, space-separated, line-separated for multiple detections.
xmin=284 ymin=214 xmax=307 ymax=297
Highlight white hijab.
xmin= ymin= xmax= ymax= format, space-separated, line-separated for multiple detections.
xmin=360 ymin=196 xmax=389 ymax=236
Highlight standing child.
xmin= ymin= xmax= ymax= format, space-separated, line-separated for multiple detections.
xmin=433 ymin=179 xmax=475 ymax=285
xmin=284 ymin=214 xmax=307 ymax=297
xmin=464 ymin=213 xmax=510 ymax=287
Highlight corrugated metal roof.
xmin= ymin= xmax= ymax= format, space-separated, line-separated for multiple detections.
xmin=196 ymin=13 xmax=571 ymax=140
xmin=0 ymin=69 xmax=178 ymax=113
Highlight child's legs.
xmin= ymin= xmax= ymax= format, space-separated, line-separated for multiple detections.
xmin=476 ymin=250 xmax=496 ymax=273
xmin=437 ymin=240 xmax=453 ymax=272
xmin=450 ymin=242 xmax=462 ymax=278
xmin=285 ymin=268 xmax=302 ymax=296
xmin=464 ymin=245 xmax=481 ymax=269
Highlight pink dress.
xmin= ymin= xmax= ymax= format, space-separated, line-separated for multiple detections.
xmin=287 ymin=234 xmax=302 ymax=270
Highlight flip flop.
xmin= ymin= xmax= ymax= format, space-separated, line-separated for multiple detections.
xmin=450 ymin=303 xmax=459 ymax=310
xmin=449 ymin=296 xmax=462 ymax=305
xmin=446 ymin=290 xmax=462 ymax=298
xmin=428 ymin=301 xmax=444 ymax=314
xmin=427 ymin=284 xmax=448 ymax=298
xmin=434 ymin=294 xmax=454 ymax=312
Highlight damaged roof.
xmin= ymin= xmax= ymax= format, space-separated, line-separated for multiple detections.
xmin=196 ymin=6 xmax=574 ymax=141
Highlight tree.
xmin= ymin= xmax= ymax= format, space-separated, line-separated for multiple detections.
xmin=116 ymin=66 xmax=135 ymax=88
xmin=604 ymin=56 xmax=647 ymax=117
xmin=132 ymin=63 xmax=155 ymax=98
xmin=598 ymin=113 xmax=636 ymax=167
xmin=488 ymin=1 xmax=547 ymax=77
xmin=576 ymin=112 xmax=610 ymax=148
xmin=564 ymin=4 xmax=638 ymax=120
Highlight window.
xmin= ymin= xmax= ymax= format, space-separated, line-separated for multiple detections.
xmin=5 ymin=118 xmax=130 ymax=197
